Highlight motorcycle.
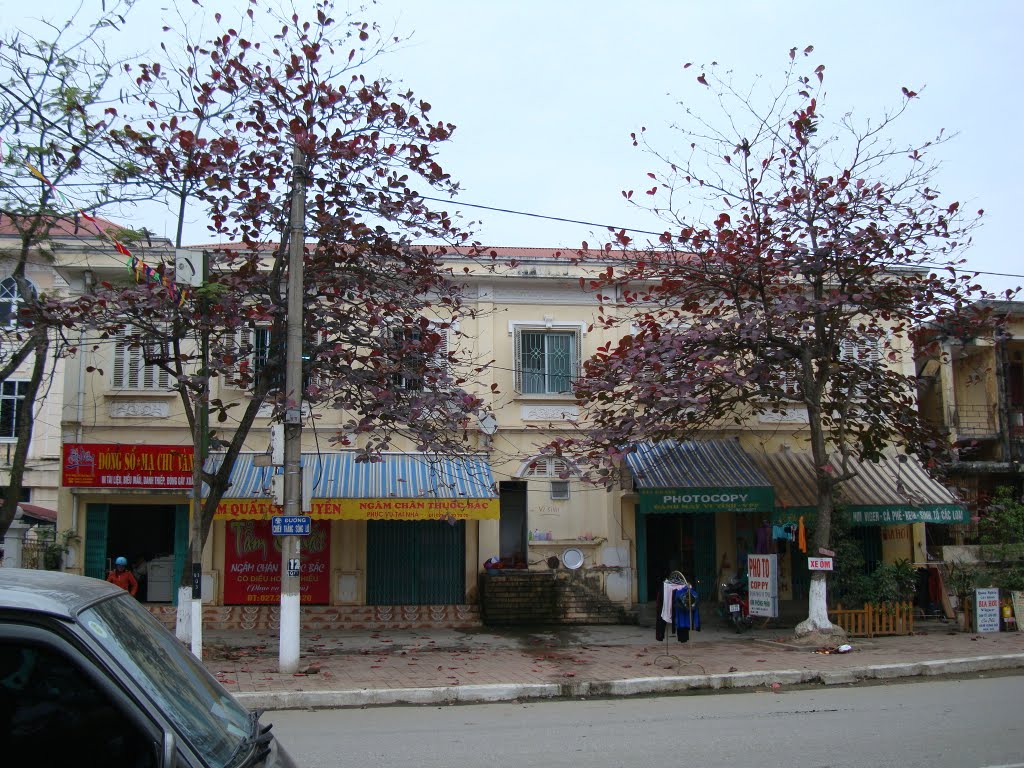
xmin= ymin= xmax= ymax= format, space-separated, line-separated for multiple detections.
xmin=718 ymin=575 xmax=754 ymax=633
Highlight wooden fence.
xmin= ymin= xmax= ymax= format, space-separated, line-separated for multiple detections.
xmin=828 ymin=602 xmax=915 ymax=637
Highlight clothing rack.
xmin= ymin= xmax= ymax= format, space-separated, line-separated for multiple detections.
xmin=654 ymin=571 xmax=706 ymax=674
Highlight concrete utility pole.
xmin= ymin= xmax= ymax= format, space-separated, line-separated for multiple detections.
xmin=190 ymin=250 xmax=209 ymax=659
xmin=279 ymin=146 xmax=307 ymax=674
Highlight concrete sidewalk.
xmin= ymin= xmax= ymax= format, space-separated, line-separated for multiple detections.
xmin=199 ymin=619 xmax=1024 ymax=710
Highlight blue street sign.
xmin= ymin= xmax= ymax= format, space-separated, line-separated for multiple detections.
xmin=271 ymin=515 xmax=311 ymax=536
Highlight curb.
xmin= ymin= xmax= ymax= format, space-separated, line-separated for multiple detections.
xmin=237 ymin=653 xmax=1024 ymax=711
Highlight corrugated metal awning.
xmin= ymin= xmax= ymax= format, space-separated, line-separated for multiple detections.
xmin=626 ymin=439 xmax=776 ymax=514
xmin=626 ymin=439 xmax=773 ymax=490
xmin=207 ymin=451 xmax=497 ymax=500
xmin=752 ymin=450 xmax=968 ymax=525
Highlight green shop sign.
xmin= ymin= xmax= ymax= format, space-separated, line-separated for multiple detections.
xmin=848 ymin=505 xmax=969 ymax=525
xmin=639 ymin=487 xmax=775 ymax=514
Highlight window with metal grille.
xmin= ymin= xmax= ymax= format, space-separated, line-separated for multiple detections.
xmin=515 ymin=329 xmax=580 ymax=394
xmin=391 ymin=325 xmax=448 ymax=391
xmin=226 ymin=325 xmax=313 ymax=391
xmin=0 ymin=380 xmax=28 ymax=439
xmin=549 ymin=480 xmax=570 ymax=500
xmin=112 ymin=326 xmax=171 ymax=390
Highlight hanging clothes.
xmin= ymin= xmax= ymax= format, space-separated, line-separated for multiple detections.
xmin=655 ymin=578 xmax=697 ymax=642
xmin=797 ymin=515 xmax=807 ymax=554
xmin=673 ymin=584 xmax=700 ymax=635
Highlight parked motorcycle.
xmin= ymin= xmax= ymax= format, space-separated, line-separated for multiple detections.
xmin=718 ymin=575 xmax=754 ymax=632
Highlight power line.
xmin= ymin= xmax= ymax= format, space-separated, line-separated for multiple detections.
xmin=4 ymin=178 xmax=1022 ymax=283
xmin=419 ymin=195 xmax=1024 ymax=284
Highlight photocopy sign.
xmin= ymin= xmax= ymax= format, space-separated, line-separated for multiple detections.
xmin=747 ymin=554 xmax=778 ymax=618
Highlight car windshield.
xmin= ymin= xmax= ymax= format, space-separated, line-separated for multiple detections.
xmin=79 ymin=593 xmax=252 ymax=766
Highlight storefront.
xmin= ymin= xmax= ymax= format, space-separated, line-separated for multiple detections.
xmin=62 ymin=443 xmax=193 ymax=601
xmin=625 ymin=439 xmax=776 ymax=603
xmin=212 ymin=451 xmax=498 ymax=606
xmin=753 ymin=449 xmax=970 ymax=609
xmin=64 ymin=444 xmax=498 ymax=607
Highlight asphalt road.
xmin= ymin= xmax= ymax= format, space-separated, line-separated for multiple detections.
xmin=267 ymin=673 xmax=1024 ymax=768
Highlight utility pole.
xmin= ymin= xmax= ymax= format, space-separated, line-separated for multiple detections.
xmin=190 ymin=250 xmax=209 ymax=659
xmin=280 ymin=146 xmax=307 ymax=674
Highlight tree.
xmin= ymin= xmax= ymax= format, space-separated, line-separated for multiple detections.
xmin=558 ymin=48 xmax=999 ymax=637
xmin=93 ymin=0 xmax=488 ymax=635
xmin=0 ymin=1 xmax=145 ymax=540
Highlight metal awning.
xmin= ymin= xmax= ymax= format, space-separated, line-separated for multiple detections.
xmin=752 ymin=450 xmax=968 ymax=525
xmin=207 ymin=452 xmax=498 ymax=521
xmin=626 ymin=439 xmax=776 ymax=514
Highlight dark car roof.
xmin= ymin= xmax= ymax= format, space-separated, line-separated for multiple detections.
xmin=0 ymin=568 xmax=123 ymax=619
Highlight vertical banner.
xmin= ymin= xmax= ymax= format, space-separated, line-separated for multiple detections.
xmin=747 ymin=553 xmax=779 ymax=618
xmin=223 ymin=519 xmax=330 ymax=605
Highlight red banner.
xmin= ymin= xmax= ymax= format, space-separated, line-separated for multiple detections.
xmin=62 ymin=443 xmax=194 ymax=489
xmin=222 ymin=519 xmax=330 ymax=605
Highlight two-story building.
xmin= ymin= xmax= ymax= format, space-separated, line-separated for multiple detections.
xmin=5 ymin=230 xmax=964 ymax=626
xmin=917 ymin=300 xmax=1024 ymax=554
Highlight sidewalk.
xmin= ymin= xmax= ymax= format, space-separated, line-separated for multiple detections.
xmin=199 ymin=619 xmax=1024 ymax=711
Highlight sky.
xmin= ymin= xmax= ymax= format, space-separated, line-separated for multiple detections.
xmin=5 ymin=0 xmax=1022 ymax=297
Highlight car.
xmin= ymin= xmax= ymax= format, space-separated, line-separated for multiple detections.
xmin=0 ymin=568 xmax=297 ymax=767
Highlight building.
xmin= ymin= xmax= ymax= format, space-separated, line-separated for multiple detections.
xmin=15 ymin=236 xmax=965 ymax=625
xmin=917 ymin=300 xmax=1024 ymax=551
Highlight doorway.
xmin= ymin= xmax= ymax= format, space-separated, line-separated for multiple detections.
xmin=643 ymin=512 xmax=716 ymax=602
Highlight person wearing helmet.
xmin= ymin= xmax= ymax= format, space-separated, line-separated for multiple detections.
xmin=106 ymin=556 xmax=139 ymax=597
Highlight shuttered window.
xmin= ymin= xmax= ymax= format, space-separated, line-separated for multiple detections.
xmin=112 ymin=325 xmax=171 ymax=390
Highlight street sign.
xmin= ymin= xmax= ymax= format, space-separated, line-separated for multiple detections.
xmin=271 ymin=515 xmax=311 ymax=536
xmin=818 ymin=547 xmax=835 ymax=557
xmin=808 ymin=556 xmax=834 ymax=571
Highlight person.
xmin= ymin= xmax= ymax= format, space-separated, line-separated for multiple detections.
xmin=106 ymin=556 xmax=138 ymax=597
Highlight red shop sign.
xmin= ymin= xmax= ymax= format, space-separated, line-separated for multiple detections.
xmin=223 ymin=519 xmax=330 ymax=606
xmin=62 ymin=443 xmax=194 ymax=489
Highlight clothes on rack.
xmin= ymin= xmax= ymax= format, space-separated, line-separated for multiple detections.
xmin=655 ymin=579 xmax=700 ymax=643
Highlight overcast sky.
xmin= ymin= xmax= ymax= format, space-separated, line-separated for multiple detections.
xmin=6 ymin=0 xmax=1022 ymax=297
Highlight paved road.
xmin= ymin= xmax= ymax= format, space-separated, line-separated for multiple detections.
xmin=267 ymin=673 xmax=1024 ymax=768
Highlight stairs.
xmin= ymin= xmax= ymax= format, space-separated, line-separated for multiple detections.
xmin=480 ymin=570 xmax=637 ymax=626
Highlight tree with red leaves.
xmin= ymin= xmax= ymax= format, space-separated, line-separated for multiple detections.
xmin=94 ymin=0 xmax=489 ymax=632
xmin=561 ymin=48 xmax=1002 ymax=637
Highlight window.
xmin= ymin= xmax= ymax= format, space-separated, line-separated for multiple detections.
xmin=0 ymin=380 xmax=28 ymax=440
xmin=839 ymin=336 xmax=882 ymax=397
xmin=0 ymin=276 xmax=35 ymax=328
xmin=523 ymin=456 xmax=574 ymax=500
xmin=391 ymin=325 xmax=448 ymax=391
xmin=225 ymin=325 xmax=274 ymax=389
xmin=0 ymin=641 xmax=155 ymax=765
xmin=228 ymin=325 xmax=314 ymax=392
xmin=112 ymin=325 xmax=171 ymax=390
xmin=550 ymin=480 xmax=570 ymax=500
xmin=515 ymin=329 xmax=581 ymax=394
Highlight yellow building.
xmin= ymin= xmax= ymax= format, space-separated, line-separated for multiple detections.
xmin=38 ymin=239 xmax=968 ymax=623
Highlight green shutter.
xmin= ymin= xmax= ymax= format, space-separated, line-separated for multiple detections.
xmin=84 ymin=504 xmax=109 ymax=580
xmin=367 ymin=520 xmax=465 ymax=604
